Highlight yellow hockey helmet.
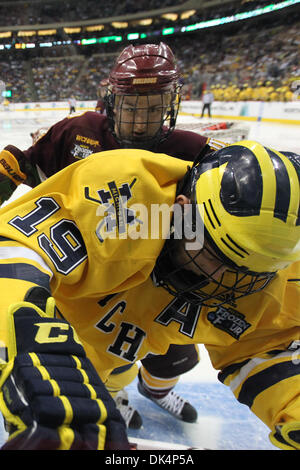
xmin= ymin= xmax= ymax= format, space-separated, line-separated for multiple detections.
xmin=154 ymin=141 xmax=300 ymax=307
xmin=193 ymin=140 xmax=300 ymax=274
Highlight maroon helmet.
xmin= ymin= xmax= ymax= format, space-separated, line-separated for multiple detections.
xmin=106 ymin=42 xmax=182 ymax=149
xmin=109 ymin=42 xmax=180 ymax=93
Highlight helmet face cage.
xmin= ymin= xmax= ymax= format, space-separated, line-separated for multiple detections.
xmin=154 ymin=228 xmax=276 ymax=308
xmin=106 ymin=87 xmax=181 ymax=149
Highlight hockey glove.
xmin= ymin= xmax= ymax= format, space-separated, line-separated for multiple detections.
xmin=0 ymin=297 xmax=130 ymax=450
xmin=270 ymin=422 xmax=300 ymax=450
xmin=0 ymin=173 xmax=17 ymax=204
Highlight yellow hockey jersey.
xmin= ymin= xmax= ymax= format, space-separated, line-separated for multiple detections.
xmin=0 ymin=148 xmax=299 ymax=438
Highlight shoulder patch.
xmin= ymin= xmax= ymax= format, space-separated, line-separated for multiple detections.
xmin=70 ymin=144 xmax=94 ymax=160
xmin=207 ymin=305 xmax=251 ymax=339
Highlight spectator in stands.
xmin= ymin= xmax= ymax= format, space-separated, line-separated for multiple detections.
xmin=0 ymin=1 xmax=299 ymax=103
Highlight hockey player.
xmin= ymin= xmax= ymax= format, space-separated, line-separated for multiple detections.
xmin=0 ymin=43 xmax=229 ymax=429
xmin=0 ymin=141 xmax=298 ymax=451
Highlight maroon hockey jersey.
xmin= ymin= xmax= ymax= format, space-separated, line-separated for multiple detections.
xmin=0 ymin=111 xmax=218 ymax=192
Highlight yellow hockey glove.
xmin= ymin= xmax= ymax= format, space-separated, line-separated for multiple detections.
xmin=270 ymin=422 xmax=300 ymax=450
xmin=0 ymin=292 xmax=129 ymax=450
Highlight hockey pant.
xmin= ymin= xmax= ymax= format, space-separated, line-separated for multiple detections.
xmin=106 ymin=344 xmax=200 ymax=398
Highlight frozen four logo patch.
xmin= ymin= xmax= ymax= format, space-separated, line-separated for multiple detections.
xmin=207 ymin=305 xmax=251 ymax=339
xmin=70 ymin=143 xmax=94 ymax=160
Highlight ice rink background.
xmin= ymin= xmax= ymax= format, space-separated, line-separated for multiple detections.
xmin=0 ymin=108 xmax=298 ymax=450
